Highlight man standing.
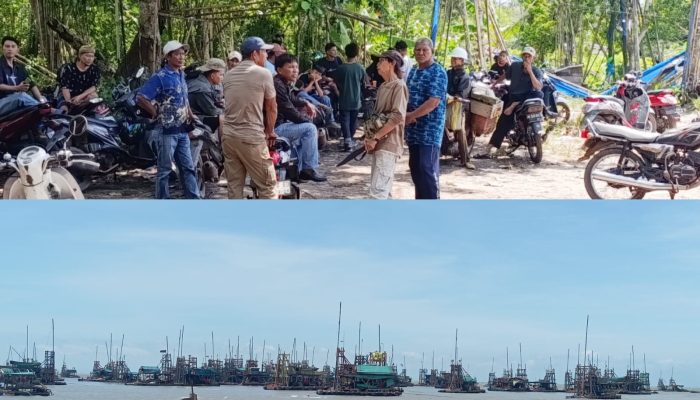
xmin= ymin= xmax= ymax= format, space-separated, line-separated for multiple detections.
xmin=334 ymin=43 xmax=366 ymax=151
xmin=476 ymin=46 xmax=543 ymax=159
xmin=136 ymin=40 xmax=200 ymax=200
xmin=220 ymin=36 xmax=278 ymax=199
xmin=0 ymin=36 xmax=46 ymax=116
xmin=314 ymin=43 xmax=343 ymax=76
xmin=395 ymin=40 xmax=414 ymax=82
xmin=227 ymin=50 xmax=242 ymax=70
xmin=405 ymin=38 xmax=447 ymax=199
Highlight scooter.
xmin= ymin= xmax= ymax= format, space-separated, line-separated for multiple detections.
xmin=0 ymin=116 xmax=99 ymax=199
xmin=579 ymin=74 xmax=655 ymax=161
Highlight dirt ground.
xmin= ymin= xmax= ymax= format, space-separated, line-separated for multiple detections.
xmin=13 ymin=113 xmax=700 ymax=200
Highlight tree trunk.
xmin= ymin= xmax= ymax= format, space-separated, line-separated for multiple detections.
xmin=630 ymin=0 xmax=640 ymax=71
xmin=46 ymin=18 xmax=112 ymax=73
xmin=683 ymin=0 xmax=700 ymax=94
xmin=117 ymin=0 xmax=160 ymax=78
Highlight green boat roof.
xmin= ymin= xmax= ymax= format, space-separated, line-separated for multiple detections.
xmin=357 ymin=365 xmax=395 ymax=375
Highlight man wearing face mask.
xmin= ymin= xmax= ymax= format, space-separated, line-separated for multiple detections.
xmin=475 ymin=46 xmax=543 ymax=159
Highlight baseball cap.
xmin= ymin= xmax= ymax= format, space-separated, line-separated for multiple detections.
xmin=378 ymin=50 xmax=404 ymax=68
xmin=522 ymin=46 xmax=536 ymax=57
xmin=241 ymin=37 xmax=274 ymax=57
xmin=163 ymin=40 xmax=189 ymax=56
xmin=197 ymin=58 xmax=227 ymax=72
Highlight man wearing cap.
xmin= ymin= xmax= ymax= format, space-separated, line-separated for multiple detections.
xmin=57 ymin=44 xmax=101 ymax=112
xmin=227 ymin=51 xmax=242 ymax=70
xmin=188 ymin=58 xmax=225 ymax=131
xmin=0 ymin=36 xmax=45 ymax=117
xmin=136 ymin=40 xmax=200 ymax=200
xmin=221 ymin=36 xmax=278 ymax=199
xmin=188 ymin=57 xmax=225 ymax=166
xmin=476 ymin=46 xmax=543 ymax=159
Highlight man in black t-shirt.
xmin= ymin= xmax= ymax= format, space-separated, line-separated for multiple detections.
xmin=475 ymin=46 xmax=543 ymax=158
xmin=0 ymin=36 xmax=45 ymax=116
xmin=314 ymin=42 xmax=343 ymax=77
xmin=490 ymin=50 xmax=510 ymax=82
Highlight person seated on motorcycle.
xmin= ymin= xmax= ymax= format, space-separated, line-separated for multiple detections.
xmin=57 ymin=45 xmax=101 ymax=113
xmin=0 ymin=36 xmax=46 ymax=117
xmin=490 ymin=50 xmax=510 ymax=83
xmin=187 ymin=58 xmax=225 ymax=132
xmin=445 ymin=47 xmax=475 ymax=169
xmin=273 ymin=53 xmax=327 ymax=182
xmin=295 ymin=65 xmax=341 ymax=130
xmin=227 ymin=50 xmax=242 ymax=70
xmin=475 ymin=46 xmax=543 ymax=159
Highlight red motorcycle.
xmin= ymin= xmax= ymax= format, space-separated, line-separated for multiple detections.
xmin=0 ymin=103 xmax=55 ymax=153
xmin=647 ymin=89 xmax=680 ymax=133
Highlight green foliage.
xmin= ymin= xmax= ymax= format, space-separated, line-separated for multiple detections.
xmin=0 ymin=0 xmax=691 ymax=86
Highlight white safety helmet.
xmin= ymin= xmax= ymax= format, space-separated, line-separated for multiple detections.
xmin=449 ymin=47 xmax=469 ymax=61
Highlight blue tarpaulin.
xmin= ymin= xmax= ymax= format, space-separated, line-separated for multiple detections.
xmin=540 ymin=52 xmax=686 ymax=98
xmin=601 ymin=52 xmax=686 ymax=94
xmin=548 ymin=74 xmax=591 ymax=98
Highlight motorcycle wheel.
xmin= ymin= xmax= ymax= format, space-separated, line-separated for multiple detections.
xmin=69 ymin=147 xmax=93 ymax=192
xmin=528 ymin=133 xmax=543 ymax=164
xmin=556 ymin=102 xmax=571 ymax=123
xmin=196 ymin=153 xmax=206 ymax=199
xmin=646 ymin=113 xmax=657 ymax=132
xmin=455 ymin=129 xmax=472 ymax=168
xmin=584 ymin=147 xmax=647 ymax=200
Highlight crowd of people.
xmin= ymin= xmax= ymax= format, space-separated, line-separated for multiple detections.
xmin=0 ymin=32 xmax=545 ymax=200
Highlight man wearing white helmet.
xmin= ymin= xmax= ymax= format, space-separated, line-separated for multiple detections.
xmin=445 ymin=47 xmax=475 ymax=169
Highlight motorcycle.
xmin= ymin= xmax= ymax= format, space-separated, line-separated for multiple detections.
xmin=441 ymin=70 xmax=492 ymax=168
xmin=647 ymin=89 xmax=680 ymax=133
xmin=542 ymin=72 xmax=570 ymax=123
xmin=0 ymin=102 xmax=55 ymax=154
xmin=492 ymin=80 xmax=547 ymax=163
xmin=581 ymin=118 xmax=700 ymax=200
xmin=579 ymin=74 xmax=656 ymax=161
xmin=0 ymin=116 xmax=99 ymax=199
xmin=250 ymin=137 xmax=301 ymax=199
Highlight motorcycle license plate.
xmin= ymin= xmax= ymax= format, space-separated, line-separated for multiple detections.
xmin=527 ymin=114 xmax=543 ymax=122
xmin=277 ymin=180 xmax=292 ymax=195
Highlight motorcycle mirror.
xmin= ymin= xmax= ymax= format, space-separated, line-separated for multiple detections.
xmin=136 ymin=67 xmax=145 ymax=79
xmin=69 ymin=115 xmax=89 ymax=137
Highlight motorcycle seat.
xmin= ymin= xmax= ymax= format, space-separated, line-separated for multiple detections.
xmin=592 ymin=95 xmax=625 ymax=108
xmin=515 ymin=98 xmax=545 ymax=113
xmin=0 ymin=104 xmax=46 ymax=124
xmin=88 ymin=116 xmax=120 ymax=130
xmin=592 ymin=121 xmax=658 ymax=143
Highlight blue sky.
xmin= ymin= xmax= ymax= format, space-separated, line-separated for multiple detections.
xmin=0 ymin=202 xmax=698 ymax=387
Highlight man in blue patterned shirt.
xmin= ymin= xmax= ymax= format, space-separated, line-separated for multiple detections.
xmin=405 ymin=38 xmax=447 ymax=199
xmin=137 ymin=40 xmax=200 ymax=200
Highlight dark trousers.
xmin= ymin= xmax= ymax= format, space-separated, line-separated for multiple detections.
xmin=409 ymin=144 xmax=440 ymax=199
xmin=340 ymin=109 xmax=359 ymax=145
xmin=489 ymin=90 xmax=544 ymax=148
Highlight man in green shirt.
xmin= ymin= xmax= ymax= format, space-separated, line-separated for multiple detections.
xmin=333 ymin=43 xmax=367 ymax=151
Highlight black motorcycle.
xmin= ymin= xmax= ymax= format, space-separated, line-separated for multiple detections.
xmin=493 ymin=82 xmax=547 ymax=164
xmin=582 ymin=119 xmax=700 ymax=199
xmin=250 ymin=137 xmax=300 ymax=199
